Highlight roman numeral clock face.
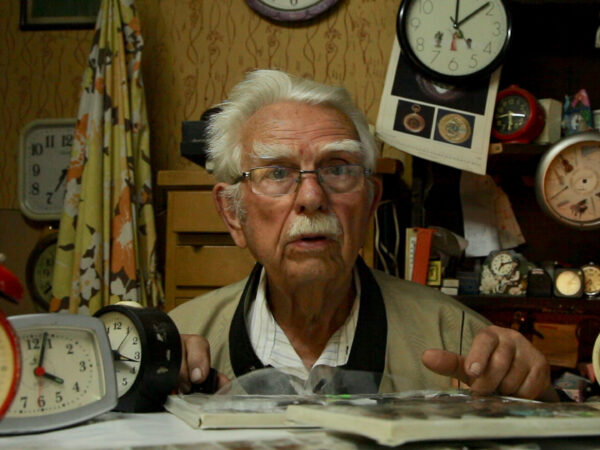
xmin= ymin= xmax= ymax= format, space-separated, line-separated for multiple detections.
xmin=397 ymin=0 xmax=511 ymax=83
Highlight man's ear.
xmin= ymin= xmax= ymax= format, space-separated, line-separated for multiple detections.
xmin=213 ymin=183 xmax=247 ymax=249
xmin=367 ymin=175 xmax=383 ymax=219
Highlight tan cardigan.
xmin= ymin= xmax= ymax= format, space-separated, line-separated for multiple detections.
xmin=169 ymin=264 xmax=489 ymax=393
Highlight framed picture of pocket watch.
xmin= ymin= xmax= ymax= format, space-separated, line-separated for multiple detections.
xmin=535 ymin=131 xmax=600 ymax=230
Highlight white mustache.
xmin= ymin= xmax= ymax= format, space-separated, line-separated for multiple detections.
xmin=287 ymin=214 xmax=342 ymax=241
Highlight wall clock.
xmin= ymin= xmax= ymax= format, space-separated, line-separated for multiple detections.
xmin=492 ymin=85 xmax=545 ymax=143
xmin=0 ymin=312 xmax=20 ymax=422
xmin=0 ymin=313 xmax=117 ymax=435
xmin=245 ymin=0 xmax=340 ymax=22
xmin=535 ymin=131 xmax=600 ymax=230
xmin=19 ymin=119 xmax=75 ymax=221
xmin=25 ymin=229 xmax=58 ymax=312
xmin=396 ymin=0 xmax=511 ymax=83
xmin=94 ymin=302 xmax=181 ymax=412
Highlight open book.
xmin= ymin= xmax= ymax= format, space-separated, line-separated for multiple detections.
xmin=164 ymin=393 xmax=324 ymax=429
xmin=286 ymin=391 xmax=600 ymax=447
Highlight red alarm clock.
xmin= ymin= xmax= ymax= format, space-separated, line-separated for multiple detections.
xmin=492 ymin=85 xmax=545 ymax=143
xmin=0 ymin=312 xmax=20 ymax=421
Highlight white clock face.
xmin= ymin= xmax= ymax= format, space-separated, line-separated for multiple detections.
xmin=6 ymin=328 xmax=105 ymax=418
xmin=100 ymin=312 xmax=142 ymax=397
xmin=541 ymin=140 xmax=600 ymax=227
xmin=555 ymin=270 xmax=582 ymax=297
xmin=19 ymin=119 xmax=75 ymax=221
xmin=256 ymin=0 xmax=323 ymax=10
xmin=401 ymin=0 xmax=509 ymax=79
xmin=490 ymin=252 xmax=514 ymax=276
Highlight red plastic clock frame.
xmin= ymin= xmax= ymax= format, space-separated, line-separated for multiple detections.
xmin=492 ymin=84 xmax=546 ymax=144
xmin=0 ymin=313 xmax=20 ymax=420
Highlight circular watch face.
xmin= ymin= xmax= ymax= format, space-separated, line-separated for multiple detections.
xmin=490 ymin=252 xmax=516 ymax=276
xmin=554 ymin=269 xmax=583 ymax=297
xmin=582 ymin=263 xmax=600 ymax=297
xmin=493 ymin=95 xmax=531 ymax=135
xmin=100 ymin=311 xmax=142 ymax=397
xmin=26 ymin=231 xmax=58 ymax=312
xmin=403 ymin=105 xmax=426 ymax=132
xmin=438 ymin=113 xmax=472 ymax=144
xmin=536 ymin=132 xmax=600 ymax=229
xmin=397 ymin=0 xmax=511 ymax=82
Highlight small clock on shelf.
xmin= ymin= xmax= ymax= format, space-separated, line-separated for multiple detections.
xmin=553 ymin=267 xmax=584 ymax=298
xmin=19 ymin=119 xmax=75 ymax=221
xmin=245 ymin=0 xmax=340 ymax=22
xmin=581 ymin=262 xmax=600 ymax=299
xmin=396 ymin=0 xmax=511 ymax=83
xmin=479 ymin=250 xmax=532 ymax=296
xmin=492 ymin=85 xmax=545 ymax=143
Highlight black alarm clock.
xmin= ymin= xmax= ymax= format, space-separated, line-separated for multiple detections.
xmin=94 ymin=302 xmax=181 ymax=412
xmin=526 ymin=268 xmax=553 ymax=298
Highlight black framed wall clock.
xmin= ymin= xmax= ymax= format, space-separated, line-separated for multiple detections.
xmin=245 ymin=0 xmax=341 ymax=22
xmin=396 ymin=0 xmax=511 ymax=83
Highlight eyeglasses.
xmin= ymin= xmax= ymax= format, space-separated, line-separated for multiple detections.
xmin=236 ymin=164 xmax=372 ymax=197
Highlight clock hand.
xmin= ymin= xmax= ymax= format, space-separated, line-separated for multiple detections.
xmin=43 ymin=371 xmax=64 ymax=384
xmin=53 ymin=168 xmax=68 ymax=193
xmin=454 ymin=0 xmax=460 ymax=26
xmin=550 ymin=185 xmax=569 ymax=200
xmin=112 ymin=350 xmax=138 ymax=362
xmin=456 ymin=1 xmax=490 ymax=28
xmin=36 ymin=331 xmax=48 ymax=369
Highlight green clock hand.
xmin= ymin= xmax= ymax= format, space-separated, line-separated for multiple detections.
xmin=456 ymin=1 xmax=490 ymax=28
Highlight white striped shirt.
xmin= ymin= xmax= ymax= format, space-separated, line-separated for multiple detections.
xmin=246 ymin=268 xmax=361 ymax=382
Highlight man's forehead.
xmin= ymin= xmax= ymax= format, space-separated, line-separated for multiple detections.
xmin=250 ymin=140 xmax=363 ymax=160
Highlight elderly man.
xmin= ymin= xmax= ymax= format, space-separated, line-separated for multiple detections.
xmin=169 ymin=69 xmax=554 ymax=400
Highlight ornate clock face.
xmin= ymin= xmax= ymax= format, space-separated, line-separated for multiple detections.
xmin=536 ymin=132 xmax=600 ymax=229
xmin=490 ymin=251 xmax=516 ymax=276
xmin=437 ymin=113 xmax=472 ymax=144
xmin=19 ymin=119 xmax=75 ymax=221
xmin=246 ymin=0 xmax=340 ymax=21
xmin=397 ymin=0 xmax=511 ymax=82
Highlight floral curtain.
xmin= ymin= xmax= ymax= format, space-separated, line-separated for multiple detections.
xmin=51 ymin=0 xmax=161 ymax=314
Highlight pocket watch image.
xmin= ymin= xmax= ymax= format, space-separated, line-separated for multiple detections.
xmin=403 ymin=104 xmax=426 ymax=133
xmin=581 ymin=262 xmax=600 ymax=298
xmin=94 ymin=302 xmax=181 ymax=412
xmin=553 ymin=268 xmax=584 ymax=298
xmin=437 ymin=113 xmax=472 ymax=144
xmin=396 ymin=0 xmax=511 ymax=83
xmin=535 ymin=131 xmax=600 ymax=230
xmin=0 ymin=314 xmax=117 ymax=435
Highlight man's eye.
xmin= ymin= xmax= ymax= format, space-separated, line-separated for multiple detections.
xmin=327 ymin=165 xmax=349 ymax=176
xmin=268 ymin=167 xmax=291 ymax=180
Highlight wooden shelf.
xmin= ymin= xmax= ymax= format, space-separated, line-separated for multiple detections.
xmin=456 ymin=295 xmax=600 ymax=315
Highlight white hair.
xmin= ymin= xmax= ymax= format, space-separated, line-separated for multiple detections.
xmin=207 ymin=69 xmax=378 ymax=183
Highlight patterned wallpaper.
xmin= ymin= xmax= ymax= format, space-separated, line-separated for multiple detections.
xmin=0 ymin=0 xmax=399 ymax=209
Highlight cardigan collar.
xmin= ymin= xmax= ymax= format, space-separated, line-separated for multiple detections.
xmin=228 ymin=257 xmax=387 ymax=393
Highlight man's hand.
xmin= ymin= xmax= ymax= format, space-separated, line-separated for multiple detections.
xmin=422 ymin=325 xmax=557 ymax=401
xmin=179 ymin=334 xmax=230 ymax=393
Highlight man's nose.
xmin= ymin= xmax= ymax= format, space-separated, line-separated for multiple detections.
xmin=294 ymin=172 xmax=328 ymax=213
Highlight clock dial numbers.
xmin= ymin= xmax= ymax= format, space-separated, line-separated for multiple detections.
xmin=19 ymin=119 xmax=75 ymax=221
xmin=6 ymin=327 xmax=104 ymax=418
xmin=400 ymin=0 xmax=509 ymax=80
xmin=101 ymin=311 xmax=142 ymax=397
xmin=542 ymin=140 xmax=600 ymax=225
